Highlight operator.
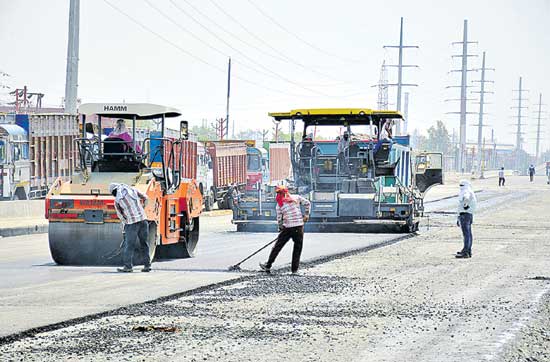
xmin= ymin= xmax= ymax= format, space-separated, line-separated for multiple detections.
xmin=260 ymin=185 xmax=311 ymax=275
xmin=337 ymin=131 xmax=351 ymax=174
xmin=374 ymin=119 xmax=394 ymax=154
xmin=108 ymin=119 xmax=142 ymax=153
xmin=528 ymin=164 xmax=536 ymax=182
xmin=456 ymin=180 xmax=477 ymax=259
xmin=109 ymin=183 xmax=151 ymax=273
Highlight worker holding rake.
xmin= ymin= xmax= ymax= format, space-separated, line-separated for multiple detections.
xmin=260 ymin=185 xmax=311 ymax=275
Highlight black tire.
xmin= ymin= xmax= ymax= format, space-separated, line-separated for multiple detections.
xmin=204 ymin=190 xmax=214 ymax=212
xmin=217 ymin=198 xmax=228 ymax=210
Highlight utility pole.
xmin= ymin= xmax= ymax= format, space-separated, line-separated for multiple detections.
xmin=64 ymin=0 xmax=80 ymax=114
xmin=403 ymin=92 xmax=410 ymax=135
xmin=447 ymin=20 xmax=477 ymax=173
xmin=511 ymin=77 xmax=529 ymax=152
xmin=471 ymin=51 xmax=494 ymax=176
xmin=510 ymin=77 xmax=529 ymax=171
xmin=533 ymin=93 xmax=545 ymax=162
xmin=225 ymin=57 xmax=232 ymax=139
xmin=383 ymin=17 xmax=418 ymax=136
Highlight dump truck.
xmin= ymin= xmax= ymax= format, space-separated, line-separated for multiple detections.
xmin=266 ymin=142 xmax=292 ymax=185
xmin=46 ymin=103 xmax=203 ymax=265
xmin=232 ymin=108 xmax=443 ymax=233
xmin=205 ymin=141 xmax=247 ymax=209
xmin=0 ymin=113 xmax=78 ymax=200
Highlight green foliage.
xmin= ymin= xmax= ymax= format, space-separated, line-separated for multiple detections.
xmin=411 ymin=121 xmax=451 ymax=153
xmin=190 ymin=123 xmax=217 ymax=141
xmin=425 ymin=120 xmax=452 ymax=153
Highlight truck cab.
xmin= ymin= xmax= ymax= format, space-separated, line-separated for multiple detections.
xmin=196 ymin=142 xmax=214 ymax=210
xmin=0 ymin=124 xmax=31 ymax=200
xmin=246 ymin=146 xmax=269 ymax=193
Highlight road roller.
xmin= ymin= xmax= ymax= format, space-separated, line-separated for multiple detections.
xmin=46 ymin=103 xmax=203 ymax=265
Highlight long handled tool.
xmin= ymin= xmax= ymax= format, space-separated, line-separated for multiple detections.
xmin=228 ymin=236 xmax=278 ymax=271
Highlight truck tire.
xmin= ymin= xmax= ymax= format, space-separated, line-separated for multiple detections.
xmin=204 ymin=190 xmax=214 ymax=211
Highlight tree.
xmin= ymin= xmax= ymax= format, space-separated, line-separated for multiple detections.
xmin=411 ymin=129 xmax=428 ymax=151
xmin=425 ymin=121 xmax=451 ymax=154
xmin=190 ymin=119 xmax=217 ymax=141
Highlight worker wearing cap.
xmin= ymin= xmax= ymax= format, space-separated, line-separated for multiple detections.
xmin=260 ymin=186 xmax=311 ymax=275
xmin=456 ymin=180 xmax=477 ymax=259
xmin=109 ymin=183 xmax=151 ymax=272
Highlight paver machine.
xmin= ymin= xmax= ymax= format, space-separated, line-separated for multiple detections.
xmin=46 ymin=103 xmax=203 ymax=265
xmin=232 ymin=108 xmax=443 ymax=233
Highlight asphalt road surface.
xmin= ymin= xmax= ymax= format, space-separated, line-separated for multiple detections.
xmin=1 ymin=212 xmax=415 ymax=337
xmin=0 ymin=175 xmax=548 ymax=362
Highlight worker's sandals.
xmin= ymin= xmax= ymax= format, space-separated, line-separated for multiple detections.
xmin=259 ymin=262 xmax=271 ymax=274
xmin=117 ymin=267 xmax=133 ymax=273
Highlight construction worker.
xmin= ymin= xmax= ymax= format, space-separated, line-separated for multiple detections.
xmin=498 ymin=167 xmax=505 ymax=187
xmin=260 ymin=185 xmax=311 ymax=275
xmin=109 ymin=183 xmax=151 ymax=273
xmin=374 ymin=119 xmax=394 ymax=154
xmin=456 ymin=180 xmax=477 ymax=259
xmin=528 ymin=164 xmax=536 ymax=182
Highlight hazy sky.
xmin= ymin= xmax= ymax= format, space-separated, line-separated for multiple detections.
xmin=1 ymin=0 xmax=549 ymax=153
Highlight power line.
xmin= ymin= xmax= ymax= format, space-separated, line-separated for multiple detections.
xmin=101 ymin=0 xmax=324 ymax=98
xmin=164 ymin=0 xmax=329 ymax=96
xmin=205 ymin=0 xmax=359 ymax=86
xmin=246 ymin=0 xmax=364 ymax=64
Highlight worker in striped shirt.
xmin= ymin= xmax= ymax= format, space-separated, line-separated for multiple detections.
xmin=260 ymin=185 xmax=311 ymax=275
xmin=109 ymin=183 xmax=151 ymax=273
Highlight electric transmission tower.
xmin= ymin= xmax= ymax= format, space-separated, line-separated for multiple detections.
xmin=374 ymin=61 xmax=389 ymax=110
xmin=0 ymin=70 xmax=10 ymax=106
xmin=383 ymin=17 xmax=418 ymax=135
xmin=471 ymin=51 xmax=494 ymax=176
xmin=533 ymin=93 xmax=546 ymax=162
xmin=447 ymin=19 xmax=478 ymax=173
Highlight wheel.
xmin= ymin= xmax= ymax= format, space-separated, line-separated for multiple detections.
xmin=204 ymin=190 xmax=214 ymax=211
xmin=155 ymin=217 xmax=199 ymax=259
xmin=218 ymin=198 xmax=228 ymax=210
